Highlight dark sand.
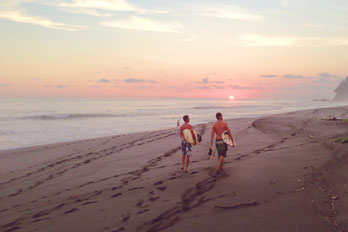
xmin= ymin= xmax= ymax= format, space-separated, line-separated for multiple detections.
xmin=1 ymin=106 xmax=348 ymax=232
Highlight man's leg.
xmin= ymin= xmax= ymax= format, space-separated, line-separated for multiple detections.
xmin=185 ymin=156 xmax=190 ymax=172
xmin=182 ymin=154 xmax=186 ymax=169
xmin=217 ymin=155 xmax=224 ymax=171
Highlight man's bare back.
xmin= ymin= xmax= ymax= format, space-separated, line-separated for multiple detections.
xmin=211 ymin=120 xmax=233 ymax=141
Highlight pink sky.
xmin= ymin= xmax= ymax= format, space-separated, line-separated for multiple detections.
xmin=0 ymin=0 xmax=347 ymax=99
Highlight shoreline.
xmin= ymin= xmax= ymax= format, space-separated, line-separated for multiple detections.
xmin=1 ymin=105 xmax=348 ymax=232
xmin=0 ymin=103 xmax=343 ymax=153
xmin=2 ymin=99 xmax=347 ymax=152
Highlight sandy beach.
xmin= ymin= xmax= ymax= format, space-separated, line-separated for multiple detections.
xmin=1 ymin=106 xmax=348 ymax=232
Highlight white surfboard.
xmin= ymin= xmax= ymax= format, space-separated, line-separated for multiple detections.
xmin=183 ymin=129 xmax=199 ymax=145
xmin=222 ymin=130 xmax=235 ymax=147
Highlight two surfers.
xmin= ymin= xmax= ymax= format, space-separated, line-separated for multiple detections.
xmin=180 ymin=112 xmax=235 ymax=173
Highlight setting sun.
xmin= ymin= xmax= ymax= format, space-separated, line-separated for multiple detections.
xmin=229 ymin=96 xmax=235 ymax=100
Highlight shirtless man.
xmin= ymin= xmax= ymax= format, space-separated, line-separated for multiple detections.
xmin=210 ymin=112 xmax=235 ymax=173
xmin=180 ymin=115 xmax=197 ymax=172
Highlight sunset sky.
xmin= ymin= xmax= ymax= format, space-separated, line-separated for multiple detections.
xmin=1 ymin=0 xmax=347 ymax=99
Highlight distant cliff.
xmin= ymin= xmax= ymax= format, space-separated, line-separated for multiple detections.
xmin=334 ymin=76 xmax=348 ymax=101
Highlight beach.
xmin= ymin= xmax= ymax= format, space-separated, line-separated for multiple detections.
xmin=1 ymin=106 xmax=348 ymax=232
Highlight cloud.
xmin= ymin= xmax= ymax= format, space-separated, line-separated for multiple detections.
xmin=317 ymin=72 xmax=340 ymax=79
xmin=240 ymin=34 xmax=295 ymax=47
xmin=124 ymin=78 xmax=144 ymax=83
xmin=0 ymin=10 xmax=85 ymax=31
xmin=202 ymin=78 xmax=209 ymax=83
xmin=198 ymin=4 xmax=263 ymax=22
xmin=57 ymin=0 xmax=166 ymax=16
xmin=61 ymin=8 xmax=113 ymax=17
xmin=215 ymin=81 xmax=224 ymax=84
xmin=282 ymin=0 xmax=289 ymax=7
xmin=135 ymin=85 xmax=155 ymax=90
xmin=97 ymin=78 xmax=110 ymax=83
xmin=0 ymin=83 xmax=11 ymax=87
xmin=56 ymin=84 xmax=65 ymax=88
xmin=196 ymin=86 xmax=211 ymax=90
xmin=213 ymin=85 xmax=225 ymax=89
xmin=240 ymin=34 xmax=348 ymax=47
xmin=88 ymin=85 xmax=102 ymax=88
xmin=124 ymin=78 xmax=157 ymax=83
xmin=199 ymin=78 xmax=225 ymax=84
xmin=230 ymin=85 xmax=252 ymax=90
xmin=284 ymin=74 xmax=307 ymax=79
xmin=230 ymin=85 xmax=262 ymax=90
xmin=261 ymin=74 xmax=277 ymax=78
xmin=316 ymin=72 xmax=342 ymax=83
xmin=182 ymin=33 xmax=199 ymax=42
xmin=127 ymin=79 xmax=146 ymax=83
xmin=101 ymin=16 xmax=183 ymax=33
xmin=58 ymin=0 xmax=138 ymax=12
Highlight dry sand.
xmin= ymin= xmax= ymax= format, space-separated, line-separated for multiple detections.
xmin=1 ymin=106 xmax=348 ymax=232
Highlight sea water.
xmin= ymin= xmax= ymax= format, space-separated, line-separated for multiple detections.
xmin=0 ymin=98 xmax=346 ymax=150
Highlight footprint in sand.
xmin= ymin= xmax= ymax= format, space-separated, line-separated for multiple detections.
xmin=136 ymin=199 xmax=148 ymax=208
xmin=154 ymin=181 xmax=164 ymax=186
xmin=0 ymin=209 xmax=8 ymax=213
xmin=64 ymin=208 xmax=79 ymax=214
xmin=149 ymin=196 xmax=160 ymax=202
xmin=32 ymin=211 xmax=50 ymax=219
xmin=122 ymin=213 xmax=130 ymax=223
xmin=82 ymin=201 xmax=98 ymax=206
xmin=156 ymin=186 xmax=167 ymax=192
xmin=111 ymin=192 xmax=122 ymax=198
xmin=127 ymin=187 xmax=144 ymax=191
xmin=32 ymin=217 xmax=50 ymax=223
xmin=136 ymin=209 xmax=149 ymax=214
xmin=53 ymin=203 xmax=66 ymax=210
xmin=4 ymin=226 xmax=21 ymax=232
xmin=112 ymin=227 xmax=125 ymax=232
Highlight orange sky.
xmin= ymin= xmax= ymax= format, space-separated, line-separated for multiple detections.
xmin=1 ymin=0 xmax=347 ymax=99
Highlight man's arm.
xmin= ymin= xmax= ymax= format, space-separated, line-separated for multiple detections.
xmin=210 ymin=125 xmax=215 ymax=148
xmin=226 ymin=125 xmax=235 ymax=147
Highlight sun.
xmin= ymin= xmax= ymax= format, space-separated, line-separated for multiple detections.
xmin=229 ymin=96 xmax=235 ymax=100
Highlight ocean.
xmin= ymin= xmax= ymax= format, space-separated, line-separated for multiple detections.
xmin=0 ymin=98 xmax=346 ymax=150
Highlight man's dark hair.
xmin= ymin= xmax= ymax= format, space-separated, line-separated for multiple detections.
xmin=216 ymin=112 xmax=222 ymax=120
xmin=183 ymin=115 xmax=189 ymax=122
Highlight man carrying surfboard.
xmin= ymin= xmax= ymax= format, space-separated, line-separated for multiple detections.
xmin=210 ymin=112 xmax=235 ymax=173
xmin=180 ymin=115 xmax=197 ymax=172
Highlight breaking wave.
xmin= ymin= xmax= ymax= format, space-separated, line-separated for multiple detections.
xmin=22 ymin=114 xmax=120 ymax=121
xmin=192 ymin=105 xmax=261 ymax=110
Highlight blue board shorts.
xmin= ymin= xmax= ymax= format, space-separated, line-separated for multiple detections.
xmin=181 ymin=140 xmax=192 ymax=156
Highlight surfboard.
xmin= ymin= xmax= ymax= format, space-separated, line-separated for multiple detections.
xmin=222 ymin=130 xmax=235 ymax=147
xmin=183 ymin=129 xmax=199 ymax=145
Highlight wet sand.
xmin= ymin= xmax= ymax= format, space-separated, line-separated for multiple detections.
xmin=1 ymin=106 xmax=348 ymax=232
